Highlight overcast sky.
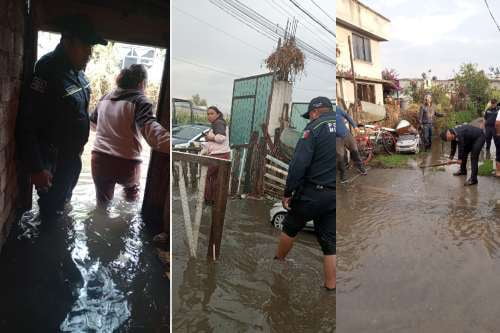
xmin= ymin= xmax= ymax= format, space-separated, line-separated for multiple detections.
xmin=362 ymin=0 xmax=500 ymax=80
xmin=171 ymin=0 xmax=335 ymax=112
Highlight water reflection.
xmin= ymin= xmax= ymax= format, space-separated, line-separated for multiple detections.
xmin=172 ymin=196 xmax=335 ymax=332
xmin=337 ymin=139 xmax=500 ymax=332
xmin=0 ymin=134 xmax=168 ymax=332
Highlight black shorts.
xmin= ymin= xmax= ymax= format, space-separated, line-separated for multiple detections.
xmin=282 ymin=187 xmax=336 ymax=255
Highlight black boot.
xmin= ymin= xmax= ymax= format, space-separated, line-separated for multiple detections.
xmin=464 ymin=178 xmax=478 ymax=186
xmin=453 ymin=170 xmax=467 ymax=176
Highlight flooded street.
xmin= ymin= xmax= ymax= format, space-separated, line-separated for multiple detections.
xmin=172 ymin=194 xmax=335 ymax=332
xmin=0 ymin=134 xmax=169 ymax=332
xmin=337 ymin=140 xmax=500 ymax=332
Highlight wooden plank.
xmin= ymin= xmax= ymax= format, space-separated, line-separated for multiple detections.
xmin=266 ymin=155 xmax=289 ymax=170
xmin=265 ymin=164 xmax=288 ymax=176
xmin=173 ymin=151 xmax=231 ymax=167
xmin=264 ymin=181 xmax=285 ymax=192
xmin=264 ymin=173 xmax=287 ymax=185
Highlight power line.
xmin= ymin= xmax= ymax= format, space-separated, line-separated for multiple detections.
xmin=209 ymin=0 xmax=336 ymax=66
xmin=172 ymin=57 xmax=245 ymax=77
xmin=173 ymin=6 xmax=270 ymax=54
xmin=268 ymin=0 xmax=336 ymax=52
xmin=289 ymin=0 xmax=335 ymax=37
xmin=310 ymin=0 xmax=335 ymax=24
xmin=173 ymin=56 xmax=332 ymax=91
xmin=173 ymin=6 xmax=335 ymax=84
xmin=483 ymin=0 xmax=500 ymax=32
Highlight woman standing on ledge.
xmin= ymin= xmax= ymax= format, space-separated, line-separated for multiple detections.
xmin=201 ymin=106 xmax=230 ymax=205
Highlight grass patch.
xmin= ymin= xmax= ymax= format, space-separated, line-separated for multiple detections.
xmin=478 ymin=159 xmax=494 ymax=176
xmin=372 ymin=154 xmax=416 ymax=168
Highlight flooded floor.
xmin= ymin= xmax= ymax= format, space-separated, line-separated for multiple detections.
xmin=0 ymin=135 xmax=169 ymax=332
xmin=337 ymin=139 xmax=500 ymax=333
xmin=172 ymin=193 xmax=335 ymax=332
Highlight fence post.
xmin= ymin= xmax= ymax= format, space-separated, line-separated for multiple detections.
xmin=207 ymin=162 xmax=231 ymax=259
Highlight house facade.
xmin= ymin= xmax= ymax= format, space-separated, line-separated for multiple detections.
xmin=336 ymin=0 xmax=390 ymax=106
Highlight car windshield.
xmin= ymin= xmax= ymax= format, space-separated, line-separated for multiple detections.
xmin=172 ymin=126 xmax=208 ymax=140
xmin=399 ymin=134 xmax=416 ymax=140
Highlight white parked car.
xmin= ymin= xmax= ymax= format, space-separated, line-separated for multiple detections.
xmin=269 ymin=202 xmax=314 ymax=231
xmin=396 ymin=133 xmax=421 ymax=154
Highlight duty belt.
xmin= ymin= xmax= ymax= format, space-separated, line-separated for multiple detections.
xmin=313 ymin=184 xmax=335 ymax=191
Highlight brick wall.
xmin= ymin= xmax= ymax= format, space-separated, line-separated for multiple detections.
xmin=0 ymin=0 xmax=25 ymax=249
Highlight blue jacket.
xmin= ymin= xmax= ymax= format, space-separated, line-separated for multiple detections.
xmin=336 ymin=106 xmax=356 ymax=138
xmin=284 ymin=111 xmax=335 ymax=197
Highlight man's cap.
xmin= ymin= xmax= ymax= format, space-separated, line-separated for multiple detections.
xmin=55 ymin=15 xmax=108 ymax=46
xmin=302 ymin=96 xmax=333 ymax=119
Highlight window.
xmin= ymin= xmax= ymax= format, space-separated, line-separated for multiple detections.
xmin=121 ymin=47 xmax=156 ymax=69
xmin=357 ymin=84 xmax=376 ymax=103
xmin=352 ymin=34 xmax=372 ymax=62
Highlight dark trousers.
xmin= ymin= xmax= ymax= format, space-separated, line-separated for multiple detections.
xmin=485 ymin=126 xmax=495 ymax=152
xmin=282 ymin=186 xmax=336 ymax=255
xmin=459 ymin=135 xmax=486 ymax=181
xmin=91 ymin=151 xmax=142 ymax=206
xmin=38 ymin=151 xmax=82 ymax=216
xmin=422 ymin=124 xmax=433 ymax=148
xmin=495 ymin=135 xmax=500 ymax=162
xmin=336 ymin=134 xmax=364 ymax=178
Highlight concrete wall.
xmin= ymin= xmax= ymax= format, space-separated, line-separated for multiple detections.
xmin=268 ymin=81 xmax=292 ymax=140
xmin=0 ymin=0 xmax=25 ymax=249
xmin=336 ymin=24 xmax=383 ymax=81
xmin=337 ymin=0 xmax=390 ymax=41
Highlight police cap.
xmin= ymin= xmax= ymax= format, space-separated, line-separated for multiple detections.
xmin=55 ymin=15 xmax=108 ymax=46
xmin=302 ymin=96 xmax=333 ymax=119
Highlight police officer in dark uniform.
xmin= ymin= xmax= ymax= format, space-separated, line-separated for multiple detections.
xmin=484 ymin=99 xmax=499 ymax=159
xmin=274 ymin=96 xmax=336 ymax=291
xmin=17 ymin=15 xmax=107 ymax=219
xmin=440 ymin=124 xmax=486 ymax=186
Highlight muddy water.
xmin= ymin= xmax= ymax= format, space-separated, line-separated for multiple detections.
xmin=337 ymin=139 xmax=500 ymax=332
xmin=0 ymin=134 xmax=168 ymax=332
xmin=172 ymin=194 xmax=335 ymax=332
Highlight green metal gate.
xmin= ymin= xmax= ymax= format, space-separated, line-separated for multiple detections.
xmin=229 ymin=73 xmax=274 ymax=146
xmin=229 ymin=73 xmax=274 ymax=195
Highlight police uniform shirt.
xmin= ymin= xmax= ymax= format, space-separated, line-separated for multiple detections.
xmin=284 ymin=111 xmax=335 ymax=197
xmin=449 ymin=124 xmax=484 ymax=160
xmin=18 ymin=44 xmax=91 ymax=172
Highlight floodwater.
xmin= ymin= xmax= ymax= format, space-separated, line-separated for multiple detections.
xmin=0 ymin=134 xmax=169 ymax=332
xmin=337 ymin=139 xmax=500 ymax=333
xmin=172 ymin=192 xmax=335 ymax=332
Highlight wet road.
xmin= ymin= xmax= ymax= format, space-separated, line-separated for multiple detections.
xmin=337 ymin=140 xmax=500 ymax=332
xmin=172 ymin=194 xmax=335 ymax=332
xmin=0 ymin=135 xmax=169 ymax=332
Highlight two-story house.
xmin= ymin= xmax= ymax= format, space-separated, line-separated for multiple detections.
xmin=336 ymin=0 xmax=390 ymax=106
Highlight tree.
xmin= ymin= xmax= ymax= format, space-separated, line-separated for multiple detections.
xmin=453 ymin=63 xmax=491 ymax=114
xmin=191 ymin=94 xmax=207 ymax=106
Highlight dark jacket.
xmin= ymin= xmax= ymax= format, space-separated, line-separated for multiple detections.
xmin=449 ymin=124 xmax=484 ymax=160
xmin=284 ymin=111 xmax=335 ymax=197
xmin=17 ymin=44 xmax=91 ymax=172
xmin=484 ymin=107 xmax=498 ymax=128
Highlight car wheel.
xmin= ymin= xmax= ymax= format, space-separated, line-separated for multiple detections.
xmin=271 ymin=212 xmax=286 ymax=230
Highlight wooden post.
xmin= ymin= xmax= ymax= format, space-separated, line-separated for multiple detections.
xmin=348 ymin=35 xmax=359 ymax=122
xmin=230 ymin=148 xmax=241 ymax=196
xmin=142 ymin=53 xmax=170 ymax=234
xmin=207 ymin=162 xmax=231 ymax=259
